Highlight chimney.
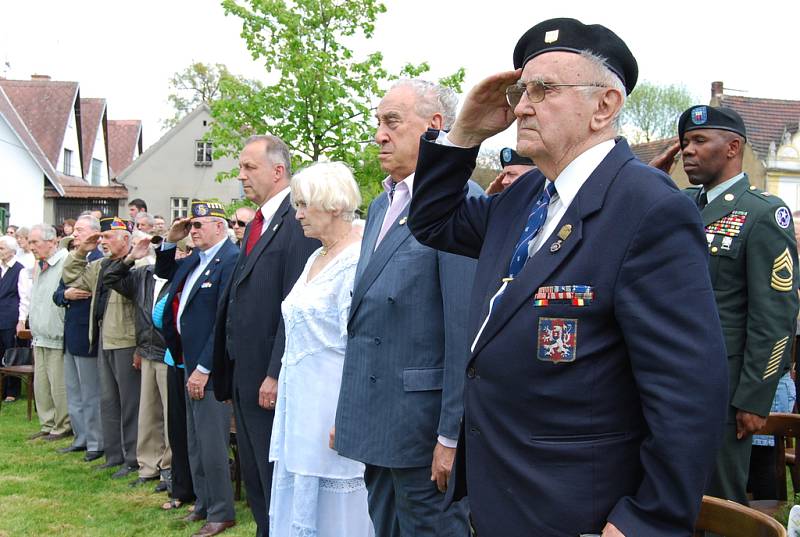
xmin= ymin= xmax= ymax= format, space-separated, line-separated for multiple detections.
xmin=711 ymin=81 xmax=724 ymax=104
xmin=30 ymin=74 xmax=51 ymax=81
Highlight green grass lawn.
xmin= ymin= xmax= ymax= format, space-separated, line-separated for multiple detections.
xmin=0 ymin=396 xmax=256 ymax=537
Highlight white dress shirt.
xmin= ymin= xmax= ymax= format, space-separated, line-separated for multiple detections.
xmin=258 ymin=187 xmax=291 ymax=236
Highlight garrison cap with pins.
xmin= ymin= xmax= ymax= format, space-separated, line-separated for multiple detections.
xmin=190 ymin=199 xmax=227 ymax=219
xmin=99 ymin=216 xmax=129 ymax=232
xmin=512 ymin=18 xmax=639 ymax=95
xmin=678 ymin=105 xmax=747 ymax=147
xmin=500 ymin=147 xmax=534 ymax=168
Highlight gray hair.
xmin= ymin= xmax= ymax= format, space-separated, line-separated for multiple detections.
xmin=16 ymin=226 xmax=29 ymax=239
xmin=76 ymin=215 xmax=101 ymax=231
xmin=290 ymin=162 xmax=362 ymax=221
xmin=244 ymin=134 xmax=292 ymax=177
xmin=31 ymin=224 xmax=57 ymax=241
xmin=391 ymin=79 xmax=459 ymax=130
xmin=0 ymin=235 xmax=18 ymax=250
xmin=135 ymin=212 xmax=155 ymax=226
xmin=578 ymin=50 xmax=627 ymax=132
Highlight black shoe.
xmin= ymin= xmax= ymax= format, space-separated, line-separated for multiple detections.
xmin=83 ymin=451 xmax=104 ymax=462
xmin=111 ymin=465 xmax=138 ymax=479
xmin=154 ymin=480 xmax=169 ymax=493
xmin=57 ymin=445 xmax=86 ymax=454
xmin=128 ymin=476 xmax=159 ymax=487
xmin=27 ymin=431 xmax=49 ymax=440
xmin=94 ymin=460 xmax=122 ymax=470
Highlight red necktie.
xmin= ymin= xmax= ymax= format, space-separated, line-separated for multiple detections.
xmin=245 ymin=210 xmax=264 ymax=255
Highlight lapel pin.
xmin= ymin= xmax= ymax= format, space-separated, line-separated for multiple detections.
xmin=550 ymin=240 xmax=563 ymax=253
xmin=724 ymin=193 xmax=735 ymax=202
xmin=398 ymin=217 xmax=407 ymax=226
xmin=272 ymin=224 xmax=279 ymax=231
xmin=557 ymin=224 xmax=572 ymax=240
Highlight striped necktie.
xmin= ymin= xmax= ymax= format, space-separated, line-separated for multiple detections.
xmin=507 ymin=181 xmax=557 ymax=278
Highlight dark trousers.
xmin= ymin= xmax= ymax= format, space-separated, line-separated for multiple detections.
xmin=748 ymin=445 xmax=778 ymax=500
xmin=233 ymin=374 xmax=273 ymax=537
xmin=706 ymin=418 xmax=752 ymax=504
xmin=167 ymin=365 xmax=194 ymax=503
xmin=364 ymin=464 xmax=470 ymax=537
xmin=0 ymin=328 xmax=21 ymax=399
xmin=98 ymin=344 xmax=140 ymax=467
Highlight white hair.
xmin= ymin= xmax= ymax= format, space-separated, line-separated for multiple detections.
xmin=0 ymin=235 xmax=18 ymax=250
xmin=578 ymin=50 xmax=627 ymax=132
xmin=76 ymin=214 xmax=101 ymax=231
xmin=135 ymin=212 xmax=155 ymax=226
xmin=290 ymin=161 xmax=362 ymax=221
xmin=31 ymin=224 xmax=57 ymax=241
xmin=391 ymin=79 xmax=459 ymax=130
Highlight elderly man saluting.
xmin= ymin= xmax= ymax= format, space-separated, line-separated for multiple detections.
xmin=408 ymin=18 xmax=728 ymax=537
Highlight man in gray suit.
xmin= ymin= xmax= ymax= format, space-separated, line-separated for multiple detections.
xmin=334 ymin=79 xmax=476 ymax=536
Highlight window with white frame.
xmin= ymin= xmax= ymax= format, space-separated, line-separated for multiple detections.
xmin=171 ymin=197 xmax=189 ymax=221
xmin=195 ymin=141 xmax=213 ymax=165
xmin=63 ymin=148 xmax=73 ymax=175
xmin=91 ymin=158 xmax=102 ymax=185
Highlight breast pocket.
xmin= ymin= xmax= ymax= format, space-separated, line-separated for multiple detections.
xmin=708 ymin=234 xmax=743 ymax=288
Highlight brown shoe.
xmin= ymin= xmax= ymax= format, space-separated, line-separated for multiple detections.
xmin=27 ymin=431 xmax=49 ymax=440
xmin=182 ymin=512 xmax=206 ymax=523
xmin=192 ymin=520 xmax=235 ymax=537
xmin=43 ymin=431 xmax=73 ymax=442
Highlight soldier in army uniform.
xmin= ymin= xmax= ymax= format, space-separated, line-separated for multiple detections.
xmin=655 ymin=105 xmax=799 ymax=504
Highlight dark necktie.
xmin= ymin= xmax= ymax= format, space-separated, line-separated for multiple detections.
xmin=698 ymin=191 xmax=708 ymax=210
xmin=507 ymin=181 xmax=558 ymax=279
xmin=38 ymin=260 xmax=49 ymax=272
xmin=245 ymin=210 xmax=265 ymax=255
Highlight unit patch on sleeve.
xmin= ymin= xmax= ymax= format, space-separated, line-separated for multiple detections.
xmin=537 ymin=317 xmax=577 ymax=363
xmin=775 ymin=207 xmax=792 ymax=229
xmin=771 ymin=247 xmax=794 ymax=292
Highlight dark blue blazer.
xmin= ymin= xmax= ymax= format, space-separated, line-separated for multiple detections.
xmin=54 ymin=248 xmax=103 ymax=357
xmin=408 ymin=137 xmax=729 ymax=537
xmin=155 ymin=239 xmax=238 ymax=385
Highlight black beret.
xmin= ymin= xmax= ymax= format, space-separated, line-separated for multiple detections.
xmin=677 ymin=105 xmax=747 ymax=145
xmin=513 ymin=18 xmax=638 ymax=95
xmin=99 ymin=217 xmax=129 ymax=233
xmin=500 ymin=147 xmax=534 ymax=168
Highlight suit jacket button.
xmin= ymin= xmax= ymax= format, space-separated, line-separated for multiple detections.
xmin=467 ymin=367 xmax=476 ymax=379
xmin=369 ymin=375 xmax=377 ymax=383
xmin=387 ymin=296 xmax=395 ymax=303
xmin=348 ymin=332 xmax=355 ymax=339
xmin=374 ymin=337 xmax=381 ymax=345
xmin=470 ymin=426 xmax=481 ymax=435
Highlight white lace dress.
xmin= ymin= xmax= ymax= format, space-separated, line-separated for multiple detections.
xmin=269 ymin=243 xmax=374 ymax=537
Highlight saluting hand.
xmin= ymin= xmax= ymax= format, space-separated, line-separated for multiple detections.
xmin=126 ymin=237 xmax=152 ymax=263
xmin=648 ymin=141 xmax=681 ymax=174
xmin=76 ymin=232 xmax=101 ymax=255
xmin=166 ymin=217 xmax=192 ymax=244
xmin=449 ymin=69 xmax=522 ymax=148
xmin=485 ymin=172 xmax=508 ymax=195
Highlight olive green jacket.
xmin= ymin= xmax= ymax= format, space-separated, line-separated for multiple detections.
xmin=686 ymin=176 xmax=799 ymax=417
xmin=61 ymin=251 xmax=136 ymax=350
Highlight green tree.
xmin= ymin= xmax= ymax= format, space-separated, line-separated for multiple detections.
xmin=208 ymin=0 xmax=464 ymax=208
xmin=621 ymin=81 xmax=694 ymax=143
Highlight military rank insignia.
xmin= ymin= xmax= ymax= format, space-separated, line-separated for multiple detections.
xmin=771 ymin=247 xmax=794 ymax=292
xmin=763 ymin=336 xmax=790 ymax=380
xmin=533 ymin=285 xmax=594 ymax=306
xmin=705 ymin=211 xmax=747 ymax=238
xmin=537 ymin=317 xmax=577 ymax=363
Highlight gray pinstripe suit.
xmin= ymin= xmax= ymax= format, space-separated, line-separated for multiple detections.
xmin=334 ymin=182 xmax=480 ymax=536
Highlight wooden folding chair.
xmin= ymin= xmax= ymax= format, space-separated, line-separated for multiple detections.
xmin=0 ymin=329 xmax=35 ymax=421
xmin=694 ymin=495 xmax=786 ymax=537
xmin=749 ymin=412 xmax=800 ymax=516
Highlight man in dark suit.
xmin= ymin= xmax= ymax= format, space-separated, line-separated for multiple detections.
xmin=53 ymin=214 xmax=104 ymax=461
xmin=333 ymin=80 xmax=475 ymax=537
xmin=212 ymin=135 xmax=319 ymax=536
xmin=407 ymin=18 xmax=729 ymax=537
xmin=155 ymin=200 xmax=239 ymax=537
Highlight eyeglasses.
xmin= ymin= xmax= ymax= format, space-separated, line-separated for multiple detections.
xmin=190 ymin=221 xmax=214 ymax=229
xmin=505 ymin=80 xmax=608 ymax=108
xmin=230 ymin=220 xmax=248 ymax=227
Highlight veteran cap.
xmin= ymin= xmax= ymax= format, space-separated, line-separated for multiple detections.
xmin=190 ymin=199 xmax=227 ymax=219
xmin=99 ymin=216 xmax=129 ymax=232
xmin=678 ymin=105 xmax=747 ymax=146
xmin=500 ymin=147 xmax=534 ymax=168
xmin=513 ymin=18 xmax=638 ymax=95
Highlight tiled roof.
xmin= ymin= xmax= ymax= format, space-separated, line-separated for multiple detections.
xmin=79 ymin=98 xmax=106 ymax=178
xmin=630 ymin=137 xmax=679 ymax=167
xmin=0 ymin=79 xmax=79 ymax=169
xmin=44 ymin=174 xmax=127 ymax=199
xmin=719 ymin=95 xmax=800 ymax=159
xmin=107 ymin=120 xmax=142 ymax=177
xmin=0 ymin=86 xmax=64 ymax=195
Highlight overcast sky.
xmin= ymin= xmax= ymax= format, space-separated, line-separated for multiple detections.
xmin=3 ymin=0 xmax=798 ymax=152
